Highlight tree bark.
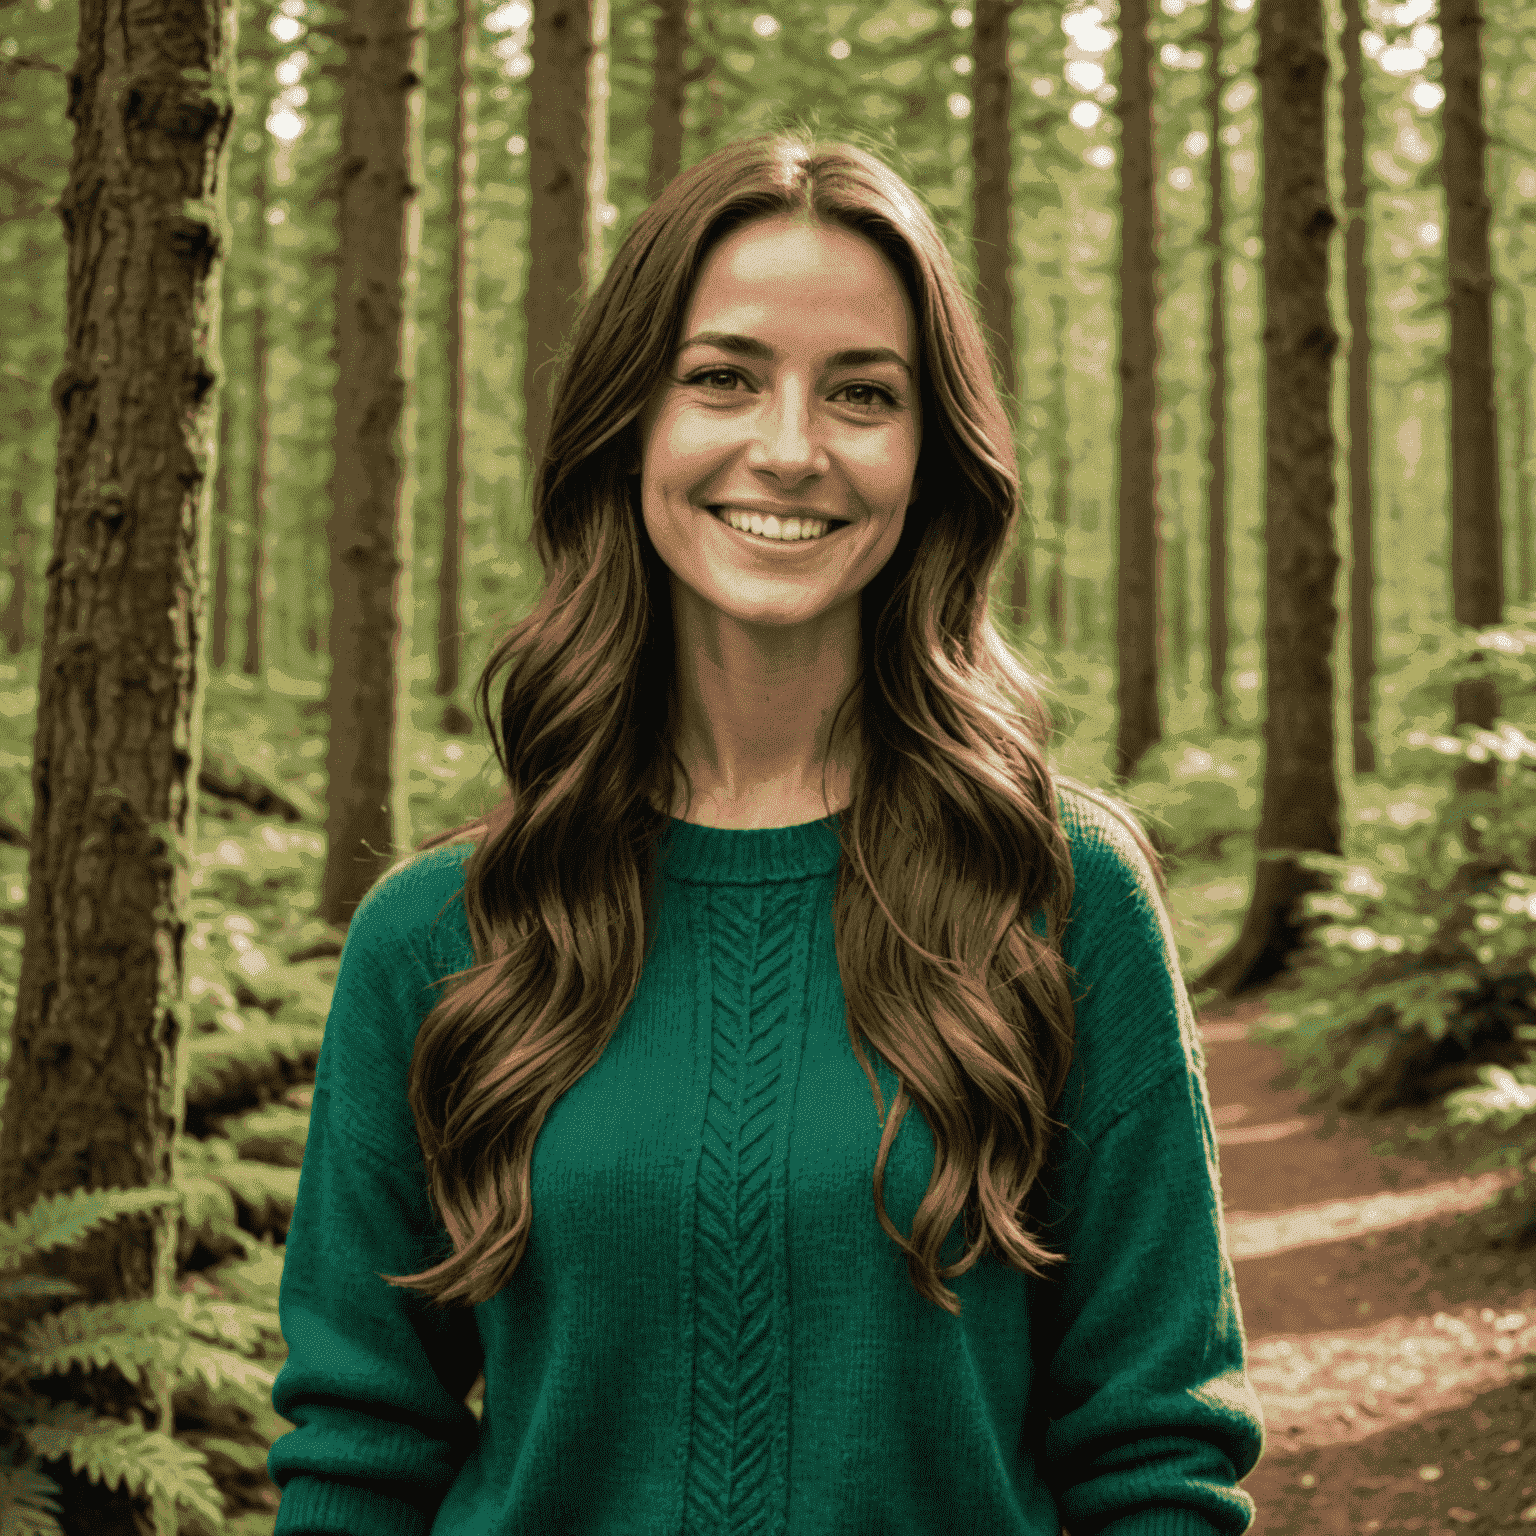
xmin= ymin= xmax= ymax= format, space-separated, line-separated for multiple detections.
xmin=319 ymin=0 xmax=426 ymax=929
xmin=1009 ymin=534 xmax=1031 ymax=630
xmin=1516 ymin=345 xmax=1532 ymax=606
xmin=588 ymin=1 xmax=609 ymax=288
xmin=1113 ymin=0 xmax=1162 ymax=784
xmin=1442 ymin=0 xmax=1504 ymax=867
xmin=1341 ymin=0 xmax=1378 ymax=778
xmin=1047 ymin=287 xmax=1069 ymax=648
xmin=0 ymin=0 xmax=234 ymax=1527
xmin=211 ymin=387 xmax=232 ymax=670
xmin=1506 ymin=153 xmax=1533 ymax=608
xmin=523 ymin=0 xmax=605 ymax=473
xmin=1202 ymin=0 xmax=1230 ymax=734
xmin=1193 ymin=0 xmax=1343 ymax=1001
xmin=1 ymin=469 xmax=34 ymax=655
xmin=692 ymin=3 xmax=727 ymax=160
xmin=438 ymin=0 xmax=475 ymax=737
xmin=646 ymin=0 xmax=688 ymax=199
xmin=241 ymin=148 xmax=270 ymax=680
xmin=971 ymin=0 xmax=1017 ymax=418
xmin=1167 ymin=459 xmax=1188 ymax=687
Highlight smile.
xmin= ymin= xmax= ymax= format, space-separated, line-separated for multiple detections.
xmin=708 ymin=505 xmax=851 ymax=547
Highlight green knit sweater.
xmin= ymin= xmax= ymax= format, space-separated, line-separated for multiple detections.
xmin=267 ymin=786 xmax=1265 ymax=1534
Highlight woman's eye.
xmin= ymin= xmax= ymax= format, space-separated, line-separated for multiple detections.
xmin=837 ymin=383 xmax=897 ymax=410
xmin=690 ymin=368 xmax=743 ymax=391
xmin=683 ymin=369 xmax=897 ymax=411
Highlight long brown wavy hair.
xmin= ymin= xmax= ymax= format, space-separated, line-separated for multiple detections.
xmin=375 ymin=130 xmax=1169 ymax=1318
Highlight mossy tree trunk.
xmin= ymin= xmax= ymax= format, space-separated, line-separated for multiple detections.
xmin=1193 ymin=0 xmax=1343 ymax=1001
xmin=0 ymin=0 xmax=235 ymax=1527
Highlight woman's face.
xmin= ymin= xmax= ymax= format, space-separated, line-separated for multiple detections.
xmin=635 ymin=213 xmax=922 ymax=633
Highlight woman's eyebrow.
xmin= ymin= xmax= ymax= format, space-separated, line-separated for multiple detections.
xmin=676 ymin=330 xmax=913 ymax=378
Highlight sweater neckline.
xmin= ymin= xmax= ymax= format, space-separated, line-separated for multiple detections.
xmin=656 ymin=810 xmax=846 ymax=885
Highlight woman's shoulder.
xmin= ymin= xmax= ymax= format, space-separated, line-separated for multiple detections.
xmin=1050 ymin=777 xmax=1173 ymax=928
xmin=1054 ymin=779 xmax=1157 ymax=864
xmin=345 ymin=839 xmax=479 ymax=957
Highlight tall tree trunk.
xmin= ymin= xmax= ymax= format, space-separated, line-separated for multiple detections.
xmin=1516 ymin=345 xmax=1532 ymax=605
xmin=1501 ymin=142 xmax=1533 ymax=606
xmin=1496 ymin=82 xmax=1531 ymax=604
xmin=1 ymin=468 xmax=33 ymax=655
xmin=692 ymin=3 xmax=726 ymax=159
xmin=981 ymin=1 xmax=1032 ymax=651
xmin=1341 ymin=0 xmax=1378 ymax=777
xmin=1009 ymin=534 xmax=1031 ymax=630
xmin=523 ymin=0 xmax=606 ymax=474
xmin=1076 ymin=498 xmax=1098 ymax=651
xmin=1113 ymin=0 xmax=1162 ymax=784
xmin=211 ymin=388 xmax=232 ymax=669
xmin=0 ymin=0 xmax=234 ymax=1530
xmin=1202 ymin=0 xmax=1230 ymax=734
xmin=241 ymin=149 xmax=270 ymax=679
xmin=1167 ymin=461 xmax=1189 ymax=688
xmin=1443 ymin=0 xmax=1504 ymax=879
xmin=1047 ymin=289 xmax=1069 ymax=649
xmin=588 ymin=2 xmax=609 ymax=288
xmin=319 ymin=0 xmax=426 ymax=929
xmin=646 ymin=0 xmax=688 ymax=198
xmin=439 ymin=0 xmax=475 ymax=737
xmin=1194 ymin=0 xmax=1342 ymax=1002
xmin=971 ymin=0 xmax=1017 ymax=417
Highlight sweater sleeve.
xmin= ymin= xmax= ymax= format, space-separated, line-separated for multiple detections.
xmin=267 ymin=862 xmax=485 ymax=1536
xmin=1029 ymin=798 xmax=1266 ymax=1535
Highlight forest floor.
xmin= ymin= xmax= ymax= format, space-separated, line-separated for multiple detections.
xmin=1201 ymin=991 xmax=1536 ymax=1534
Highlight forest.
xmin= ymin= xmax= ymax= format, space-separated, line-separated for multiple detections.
xmin=0 ymin=0 xmax=1535 ymax=1527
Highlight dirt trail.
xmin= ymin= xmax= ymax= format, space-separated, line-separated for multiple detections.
xmin=1199 ymin=996 xmax=1536 ymax=1534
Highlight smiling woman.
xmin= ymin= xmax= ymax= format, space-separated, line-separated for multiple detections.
xmin=633 ymin=212 xmax=923 ymax=828
xmin=268 ymin=130 xmax=1262 ymax=1536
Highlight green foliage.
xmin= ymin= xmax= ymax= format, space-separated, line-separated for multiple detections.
xmin=0 ymin=1184 xmax=268 ymax=1536
xmin=0 ymin=1161 xmax=293 ymax=1534
xmin=1239 ymin=615 xmax=1536 ymax=1247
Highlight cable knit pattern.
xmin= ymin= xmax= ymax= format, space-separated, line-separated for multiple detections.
xmin=685 ymin=881 xmax=798 ymax=1535
xmin=267 ymin=787 xmax=1266 ymax=1535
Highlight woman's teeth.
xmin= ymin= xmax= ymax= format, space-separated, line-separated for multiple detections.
xmin=718 ymin=507 xmax=834 ymax=542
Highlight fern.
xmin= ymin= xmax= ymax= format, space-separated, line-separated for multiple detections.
xmin=0 ymin=1182 xmax=284 ymax=1536
xmin=0 ymin=1187 xmax=183 ymax=1279
xmin=18 ymin=1407 xmax=224 ymax=1533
